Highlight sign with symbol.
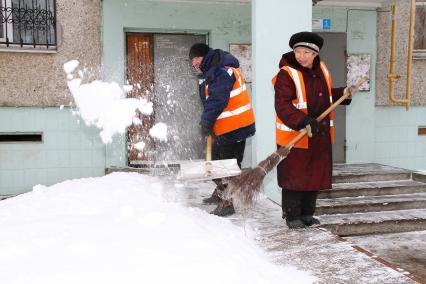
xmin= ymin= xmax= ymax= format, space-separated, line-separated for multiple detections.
xmin=323 ymin=19 xmax=331 ymax=30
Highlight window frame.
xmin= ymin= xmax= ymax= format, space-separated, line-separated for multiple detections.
xmin=0 ymin=0 xmax=13 ymax=42
xmin=0 ymin=0 xmax=57 ymax=53
xmin=414 ymin=0 xmax=426 ymax=59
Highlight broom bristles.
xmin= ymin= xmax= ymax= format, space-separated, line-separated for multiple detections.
xmin=225 ymin=147 xmax=289 ymax=209
xmin=225 ymin=166 xmax=266 ymax=209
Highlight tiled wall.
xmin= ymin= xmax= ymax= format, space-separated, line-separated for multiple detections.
xmin=375 ymin=107 xmax=426 ymax=170
xmin=0 ymin=107 xmax=106 ymax=195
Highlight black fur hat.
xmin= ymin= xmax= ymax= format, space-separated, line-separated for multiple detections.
xmin=289 ymin=32 xmax=324 ymax=53
xmin=189 ymin=43 xmax=210 ymax=59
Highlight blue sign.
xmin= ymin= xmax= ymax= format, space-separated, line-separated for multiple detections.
xmin=323 ymin=19 xmax=331 ymax=30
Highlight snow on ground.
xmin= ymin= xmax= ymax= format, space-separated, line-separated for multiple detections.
xmin=0 ymin=173 xmax=315 ymax=284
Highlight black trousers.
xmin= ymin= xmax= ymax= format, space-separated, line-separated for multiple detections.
xmin=212 ymin=140 xmax=246 ymax=188
xmin=212 ymin=140 xmax=246 ymax=167
xmin=281 ymin=189 xmax=318 ymax=221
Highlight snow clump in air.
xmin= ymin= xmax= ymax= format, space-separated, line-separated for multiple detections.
xmin=149 ymin=122 xmax=168 ymax=142
xmin=64 ymin=60 xmax=155 ymax=144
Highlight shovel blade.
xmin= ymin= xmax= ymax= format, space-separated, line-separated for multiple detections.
xmin=177 ymin=159 xmax=241 ymax=182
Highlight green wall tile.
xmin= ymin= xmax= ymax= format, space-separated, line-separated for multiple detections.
xmin=0 ymin=107 xmax=106 ymax=195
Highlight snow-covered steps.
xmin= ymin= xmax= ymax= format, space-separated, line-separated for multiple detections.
xmin=319 ymin=209 xmax=426 ymax=236
xmin=319 ymin=180 xmax=426 ymax=199
xmin=318 ymin=164 xmax=426 ymax=236
xmin=316 ymin=193 xmax=426 ymax=215
xmin=332 ymin=163 xmax=411 ymax=183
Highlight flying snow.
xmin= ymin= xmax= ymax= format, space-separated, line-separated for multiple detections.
xmin=64 ymin=60 xmax=154 ymax=144
xmin=149 ymin=122 xmax=168 ymax=142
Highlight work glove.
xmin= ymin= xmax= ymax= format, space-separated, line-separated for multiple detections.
xmin=200 ymin=121 xmax=213 ymax=137
xmin=299 ymin=116 xmax=319 ymax=137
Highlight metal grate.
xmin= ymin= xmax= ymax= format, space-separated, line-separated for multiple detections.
xmin=0 ymin=0 xmax=56 ymax=49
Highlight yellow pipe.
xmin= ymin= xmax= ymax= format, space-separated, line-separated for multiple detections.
xmin=388 ymin=5 xmax=401 ymax=101
xmin=388 ymin=0 xmax=415 ymax=111
xmin=405 ymin=0 xmax=415 ymax=111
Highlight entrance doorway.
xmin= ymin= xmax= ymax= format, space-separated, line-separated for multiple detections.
xmin=126 ymin=33 xmax=206 ymax=165
xmin=319 ymin=32 xmax=347 ymax=163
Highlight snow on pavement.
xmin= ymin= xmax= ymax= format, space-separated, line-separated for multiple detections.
xmin=0 ymin=172 xmax=315 ymax=284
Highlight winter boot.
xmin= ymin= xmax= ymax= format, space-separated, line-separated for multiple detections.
xmin=202 ymin=187 xmax=222 ymax=205
xmin=210 ymin=200 xmax=235 ymax=217
xmin=300 ymin=215 xmax=320 ymax=226
xmin=286 ymin=219 xmax=306 ymax=229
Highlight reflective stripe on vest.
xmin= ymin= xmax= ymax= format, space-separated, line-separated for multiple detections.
xmin=320 ymin=62 xmax=335 ymax=144
xmin=205 ymin=67 xmax=255 ymax=136
xmin=274 ymin=62 xmax=334 ymax=148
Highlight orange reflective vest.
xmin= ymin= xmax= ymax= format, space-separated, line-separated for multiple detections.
xmin=205 ymin=67 xmax=255 ymax=136
xmin=272 ymin=62 xmax=334 ymax=149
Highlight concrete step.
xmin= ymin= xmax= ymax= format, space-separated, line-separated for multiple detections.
xmin=319 ymin=179 xmax=426 ymax=199
xmin=319 ymin=209 xmax=426 ymax=236
xmin=413 ymin=171 xmax=426 ymax=183
xmin=332 ymin=163 xmax=411 ymax=183
xmin=316 ymin=193 xmax=426 ymax=215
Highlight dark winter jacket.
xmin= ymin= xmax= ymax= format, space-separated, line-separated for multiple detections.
xmin=198 ymin=48 xmax=255 ymax=145
xmin=275 ymin=51 xmax=350 ymax=191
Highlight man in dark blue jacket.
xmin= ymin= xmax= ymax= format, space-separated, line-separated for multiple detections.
xmin=189 ymin=43 xmax=256 ymax=216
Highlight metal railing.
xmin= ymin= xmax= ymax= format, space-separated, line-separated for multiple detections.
xmin=0 ymin=0 xmax=56 ymax=49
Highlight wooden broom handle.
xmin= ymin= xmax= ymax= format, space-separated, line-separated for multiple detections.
xmin=283 ymin=76 xmax=368 ymax=150
xmin=206 ymin=135 xmax=212 ymax=161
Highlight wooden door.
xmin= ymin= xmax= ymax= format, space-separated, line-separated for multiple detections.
xmin=126 ymin=33 xmax=155 ymax=162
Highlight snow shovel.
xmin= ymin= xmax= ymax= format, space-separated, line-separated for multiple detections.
xmin=177 ymin=135 xmax=242 ymax=182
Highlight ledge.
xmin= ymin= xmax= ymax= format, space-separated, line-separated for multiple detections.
xmin=0 ymin=46 xmax=57 ymax=54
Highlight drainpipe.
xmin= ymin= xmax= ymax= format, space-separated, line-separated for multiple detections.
xmin=388 ymin=0 xmax=415 ymax=111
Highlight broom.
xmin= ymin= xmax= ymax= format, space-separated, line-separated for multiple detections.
xmin=225 ymin=76 xmax=369 ymax=208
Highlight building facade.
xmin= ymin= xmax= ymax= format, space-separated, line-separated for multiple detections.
xmin=0 ymin=0 xmax=104 ymax=196
xmin=1 ymin=0 xmax=425 ymax=204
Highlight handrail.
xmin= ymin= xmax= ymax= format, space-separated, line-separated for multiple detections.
xmin=388 ymin=0 xmax=415 ymax=111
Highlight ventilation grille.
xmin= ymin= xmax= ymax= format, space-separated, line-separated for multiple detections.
xmin=0 ymin=133 xmax=43 ymax=143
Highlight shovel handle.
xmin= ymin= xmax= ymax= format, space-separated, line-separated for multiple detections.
xmin=206 ymin=135 xmax=212 ymax=161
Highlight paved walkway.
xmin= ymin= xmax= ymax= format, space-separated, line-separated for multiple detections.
xmin=177 ymin=180 xmax=418 ymax=284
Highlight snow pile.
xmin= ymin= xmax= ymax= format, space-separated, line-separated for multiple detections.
xmin=0 ymin=173 xmax=315 ymax=284
xmin=64 ymin=60 xmax=157 ymax=144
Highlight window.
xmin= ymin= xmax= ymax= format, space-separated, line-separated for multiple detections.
xmin=0 ymin=0 xmax=56 ymax=50
xmin=415 ymin=0 xmax=426 ymax=50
